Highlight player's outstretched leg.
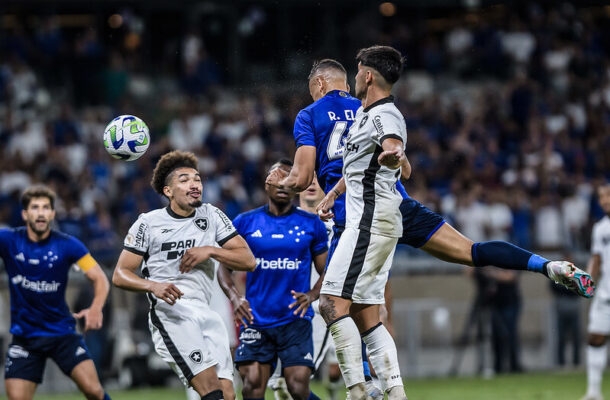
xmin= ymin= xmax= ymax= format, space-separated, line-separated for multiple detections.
xmin=469 ymin=241 xmax=596 ymax=298
xmin=546 ymin=261 xmax=595 ymax=298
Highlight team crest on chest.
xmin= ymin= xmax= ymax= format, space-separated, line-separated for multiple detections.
xmin=359 ymin=114 xmax=369 ymax=128
xmin=194 ymin=218 xmax=208 ymax=231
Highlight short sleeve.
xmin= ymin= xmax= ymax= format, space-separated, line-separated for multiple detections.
xmin=311 ymin=218 xmax=329 ymax=256
xmin=293 ymin=109 xmax=316 ymax=148
xmin=211 ymin=207 xmax=238 ymax=246
xmin=123 ymin=215 xmax=149 ymax=256
xmin=369 ymin=110 xmax=405 ymax=146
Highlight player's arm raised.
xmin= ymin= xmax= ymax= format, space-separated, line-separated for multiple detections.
xmin=279 ymin=145 xmax=317 ymax=192
xmin=378 ymin=137 xmax=405 ymax=170
xmin=113 ymin=249 xmax=184 ymax=305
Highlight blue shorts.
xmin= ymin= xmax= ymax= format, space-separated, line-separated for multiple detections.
xmin=234 ymin=318 xmax=314 ymax=371
xmin=5 ymin=334 xmax=91 ymax=383
xmin=327 ymin=224 xmax=345 ymax=265
xmin=329 ymin=198 xmax=445 ymax=255
xmin=398 ymin=197 xmax=445 ymax=248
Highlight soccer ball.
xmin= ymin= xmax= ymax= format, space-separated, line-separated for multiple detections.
xmin=103 ymin=115 xmax=150 ymax=161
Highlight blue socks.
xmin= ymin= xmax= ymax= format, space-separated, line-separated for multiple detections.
xmin=471 ymin=241 xmax=549 ymax=273
xmin=362 ymin=341 xmax=372 ymax=380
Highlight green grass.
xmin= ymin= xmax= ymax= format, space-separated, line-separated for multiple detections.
xmin=26 ymin=370 xmax=606 ymax=400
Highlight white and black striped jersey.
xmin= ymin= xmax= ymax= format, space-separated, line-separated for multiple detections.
xmin=343 ymin=96 xmax=406 ymax=237
xmin=591 ymin=215 xmax=610 ymax=299
xmin=123 ymin=205 xmax=238 ymax=304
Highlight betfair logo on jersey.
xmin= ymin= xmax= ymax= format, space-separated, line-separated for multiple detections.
xmin=11 ymin=275 xmax=61 ymax=293
xmin=256 ymin=257 xmax=301 ymax=270
xmin=161 ymin=239 xmax=195 ymax=259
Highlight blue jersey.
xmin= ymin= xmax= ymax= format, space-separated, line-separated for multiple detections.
xmin=234 ymin=205 xmax=328 ymax=329
xmin=294 ymin=90 xmax=411 ymax=227
xmin=0 ymin=227 xmax=90 ymax=338
xmin=293 ymin=90 xmax=360 ymax=227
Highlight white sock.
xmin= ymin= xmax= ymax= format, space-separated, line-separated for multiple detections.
xmin=328 ymin=317 xmax=365 ymax=388
xmin=586 ymin=344 xmax=607 ymax=396
xmin=362 ymin=324 xmax=404 ymax=393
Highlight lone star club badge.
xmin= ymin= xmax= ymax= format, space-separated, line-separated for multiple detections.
xmin=194 ymin=218 xmax=208 ymax=231
xmin=189 ymin=350 xmax=203 ymax=363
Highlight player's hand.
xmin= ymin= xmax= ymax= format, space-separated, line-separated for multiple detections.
xmin=180 ymin=246 xmax=212 ymax=273
xmin=73 ymin=307 xmax=103 ymax=332
xmin=315 ymin=194 xmax=336 ymax=222
xmin=288 ymin=290 xmax=313 ymax=318
xmin=378 ymin=148 xmax=405 ymax=169
xmin=150 ymin=281 xmax=184 ymax=305
xmin=231 ymin=296 xmax=254 ymax=327
xmin=265 ymin=167 xmax=289 ymax=189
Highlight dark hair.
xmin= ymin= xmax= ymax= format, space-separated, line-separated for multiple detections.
xmin=21 ymin=184 xmax=56 ymax=210
xmin=356 ymin=45 xmax=404 ymax=84
xmin=308 ymin=59 xmax=347 ymax=80
xmin=267 ymin=158 xmax=293 ymax=175
xmin=151 ymin=150 xmax=199 ymax=195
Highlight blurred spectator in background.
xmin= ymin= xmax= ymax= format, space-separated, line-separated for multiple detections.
xmin=549 ymin=274 xmax=581 ymax=368
xmin=487 ymin=267 xmax=523 ymax=374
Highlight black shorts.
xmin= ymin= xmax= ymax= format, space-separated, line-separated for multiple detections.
xmin=234 ymin=318 xmax=315 ymax=371
xmin=5 ymin=334 xmax=91 ymax=383
xmin=398 ymin=197 xmax=445 ymax=248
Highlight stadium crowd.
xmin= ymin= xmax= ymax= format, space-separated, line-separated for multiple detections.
xmin=1 ymin=1 xmax=610 ymax=267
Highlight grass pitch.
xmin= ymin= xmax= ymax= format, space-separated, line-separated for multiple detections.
xmin=30 ymin=369 xmax=601 ymax=400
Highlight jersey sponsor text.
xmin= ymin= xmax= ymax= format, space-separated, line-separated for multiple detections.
xmin=257 ymin=257 xmax=302 ymax=270
xmin=11 ymin=275 xmax=61 ymax=293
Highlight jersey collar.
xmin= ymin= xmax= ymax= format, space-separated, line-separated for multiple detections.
xmin=363 ymin=95 xmax=394 ymax=113
xmin=166 ymin=206 xmax=196 ymax=219
xmin=264 ymin=204 xmax=297 ymax=216
xmin=326 ymin=89 xmax=350 ymax=98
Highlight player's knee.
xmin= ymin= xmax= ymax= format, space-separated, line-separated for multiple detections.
xmin=319 ymin=295 xmax=341 ymax=324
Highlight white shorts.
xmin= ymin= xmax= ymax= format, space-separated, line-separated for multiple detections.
xmin=321 ymin=227 xmax=397 ymax=304
xmin=149 ymin=297 xmax=234 ymax=387
xmin=587 ymin=295 xmax=610 ymax=334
